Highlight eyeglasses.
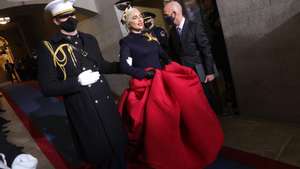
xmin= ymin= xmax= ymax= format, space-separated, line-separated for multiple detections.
xmin=57 ymin=13 xmax=75 ymax=19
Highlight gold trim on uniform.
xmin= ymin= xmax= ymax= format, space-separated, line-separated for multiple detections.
xmin=43 ymin=41 xmax=78 ymax=80
xmin=143 ymin=32 xmax=159 ymax=43
xmin=54 ymin=8 xmax=75 ymax=17
xmin=143 ymin=16 xmax=152 ymax=20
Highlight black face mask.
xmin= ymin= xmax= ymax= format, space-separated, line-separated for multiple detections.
xmin=164 ymin=15 xmax=175 ymax=25
xmin=144 ymin=21 xmax=153 ymax=29
xmin=60 ymin=17 xmax=78 ymax=32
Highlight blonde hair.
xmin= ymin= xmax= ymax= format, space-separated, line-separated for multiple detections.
xmin=121 ymin=7 xmax=141 ymax=28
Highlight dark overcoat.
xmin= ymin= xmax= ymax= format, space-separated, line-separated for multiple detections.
xmin=38 ymin=32 xmax=126 ymax=166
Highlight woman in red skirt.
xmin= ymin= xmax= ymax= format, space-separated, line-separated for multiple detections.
xmin=118 ymin=7 xmax=224 ymax=169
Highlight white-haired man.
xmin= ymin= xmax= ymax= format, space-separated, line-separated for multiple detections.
xmin=164 ymin=1 xmax=219 ymax=113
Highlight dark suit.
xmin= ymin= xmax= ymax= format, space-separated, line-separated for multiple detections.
xmin=168 ymin=19 xmax=214 ymax=75
xmin=38 ymin=32 xmax=126 ymax=169
xmin=168 ymin=19 xmax=220 ymax=113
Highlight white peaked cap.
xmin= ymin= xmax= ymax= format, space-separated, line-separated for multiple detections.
xmin=45 ymin=0 xmax=76 ymax=17
xmin=11 ymin=154 xmax=38 ymax=169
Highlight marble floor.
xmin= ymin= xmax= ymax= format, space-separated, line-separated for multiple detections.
xmin=220 ymin=116 xmax=300 ymax=167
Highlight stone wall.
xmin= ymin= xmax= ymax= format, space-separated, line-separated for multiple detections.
xmin=0 ymin=0 xmax=98 ymax=13
xmin=216 ymin=0 xmax=300 ymax=122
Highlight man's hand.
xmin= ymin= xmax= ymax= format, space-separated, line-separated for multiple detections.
xmin=204 ymin=74 xmax=215 ymax=83
xmin=78 ymin=69 xmax=100 ymax=86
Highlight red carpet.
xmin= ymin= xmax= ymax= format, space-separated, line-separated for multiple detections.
xmin=2 ymin=90 xmax=71 ymax=169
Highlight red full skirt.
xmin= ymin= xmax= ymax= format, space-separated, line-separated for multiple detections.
xmin=118 ymin=62 xmax=224 ymax=169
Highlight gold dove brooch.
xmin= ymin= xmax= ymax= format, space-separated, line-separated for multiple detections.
xmin=143 ymin=32 xmax=159 ymax=43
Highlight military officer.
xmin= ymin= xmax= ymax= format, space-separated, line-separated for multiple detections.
xmin=142 ymin=11 xmax=169 ymax=52
xmin=38 ymin=0 xmax=126 ymax=168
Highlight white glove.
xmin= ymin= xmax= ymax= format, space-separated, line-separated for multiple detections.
xmin=126 ymin=57 xmax=132 ymax=66
xmin=78 ymin=69 xmax=100 ymax=86
xmin=11 ymin=154 xmax=38 ymax=169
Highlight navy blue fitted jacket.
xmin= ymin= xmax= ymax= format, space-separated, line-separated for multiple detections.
xmin=119 ymin=32 xmax=168 ymax=79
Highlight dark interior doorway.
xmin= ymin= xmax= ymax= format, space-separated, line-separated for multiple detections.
xmin=180 ymin=0 xmax=239 ymax=115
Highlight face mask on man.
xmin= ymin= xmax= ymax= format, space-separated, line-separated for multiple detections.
xmin=164 ymin=15 xmax=175 ymax=25
xmin=60 ymin=17 xmax=78 ymax=32
xmin=144 ymin=21 xmax=153 ymax=29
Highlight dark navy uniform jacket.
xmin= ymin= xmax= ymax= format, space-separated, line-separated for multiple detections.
xmin=148 ymin=26 xmax=169 ymax=52
xmin=38 ymin=32 xmax=126 ymax=168
xmin=119 ymin=32 xmax=168 ymax=79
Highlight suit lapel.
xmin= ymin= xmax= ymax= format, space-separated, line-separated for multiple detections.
xmin=180 ymin=19 xmax=189 ymax=43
